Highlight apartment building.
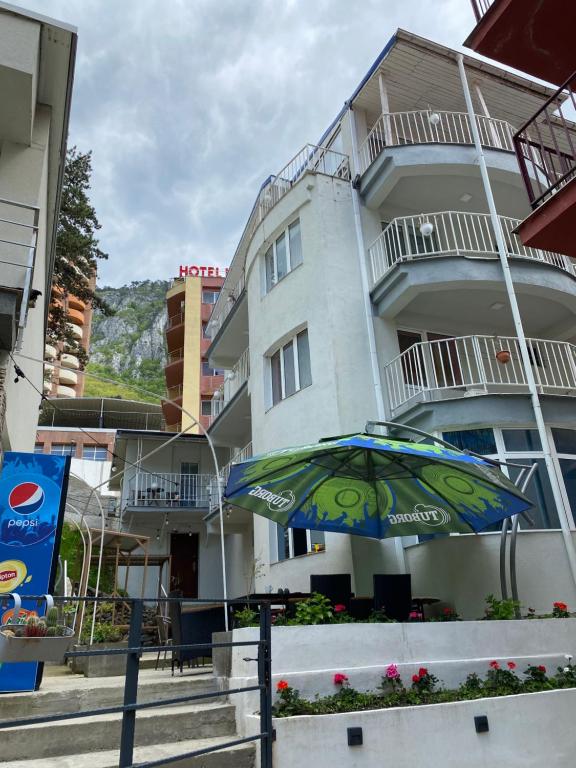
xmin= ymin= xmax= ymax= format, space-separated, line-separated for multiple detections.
xmin=0 ymin=3 xmax=76 ymax=454
xmin=163 ymin=273 xmax=225 ymax=434
xmin=206 ymin=29 xmax=576 ymax=617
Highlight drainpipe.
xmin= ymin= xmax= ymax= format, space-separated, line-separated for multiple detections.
xmin=348 ymin=106 xmax=407 ymax=573
xmin=457 ymin=54 xmax=576 ymax=590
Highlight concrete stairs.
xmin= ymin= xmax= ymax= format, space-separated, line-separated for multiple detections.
xmin=0 ymin=667 xmax=255 ymax=767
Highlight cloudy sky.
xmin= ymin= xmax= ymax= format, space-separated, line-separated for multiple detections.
xmin=16 ymin=0 xmax=473 ymax=286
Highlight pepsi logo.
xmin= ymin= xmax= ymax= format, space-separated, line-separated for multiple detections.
xmin=8 ymin=482 xmax=45 ymax=515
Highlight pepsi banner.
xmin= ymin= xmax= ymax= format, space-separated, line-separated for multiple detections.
xmin=0 ymin=452 xmax=70 ymax=692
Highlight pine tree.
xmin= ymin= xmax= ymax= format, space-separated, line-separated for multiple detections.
xmin=47 ymin=147 xmax=114 ymax=367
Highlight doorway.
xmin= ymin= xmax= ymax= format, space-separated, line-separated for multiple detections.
xmin=170 ymin=533 xmax=199 ymax=597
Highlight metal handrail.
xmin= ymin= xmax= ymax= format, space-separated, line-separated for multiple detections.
xmin=209 ymin=348 xmax=250 ymax=427
xmin=368 ymin=210 xmax=575 ymax=286
xmin=470 ymin=0 xmax=494 ymax=22
xmin=167 ymin=347 xmax=184 ymax=363
xmin=126 ymin=472 xmax=216 ymax=507
xmin=166 ymin=311 xmax=185 ymax=329
xmin=359 ymin=109 xmax=515 ymax=173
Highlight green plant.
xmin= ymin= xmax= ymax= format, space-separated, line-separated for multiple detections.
xmin=81 ymin=622 xmax=122 ymax=644
xmin=293 ymin=593 xmax=333 ymax=625
xmin=483 ymin=661 xmax=522 ymax=695
xmin=458 ymin=672 xmax=484 ymax=698
xmin=273 ymin=681 xmax=312 ymax=717
xmin=411 ymin=667 xmax=440 ymax=697
xmin=24 ymin=616 xmax=47 ymax=638
xmin=484 ymin=594 xmax=520 ymax=620
xmin=367 ymin=609 xmax=396 ymax=623
xmin=552 ymin=601 xmax=570 ymax=618
xmin=234 ymin=606 xmax=259 ymax=628
xmin=434 ymin=607 xmax=461 ymax=622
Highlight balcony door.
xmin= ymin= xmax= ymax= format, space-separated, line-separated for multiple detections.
xmin=397 ymin=330 xmax=462 ymax=390
xmin=170 ymin=533 xmax=199 ymax=597
xmin=180 ymin=462 xmax=198 ymax=507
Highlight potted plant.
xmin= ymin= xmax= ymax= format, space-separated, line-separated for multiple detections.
xmin=0 ymin=606 xmax=75 ymax=663
xmin=70 ymin=621 xmax=127 ymax=677
xmin=495 ymin=349 xmax=511 ymax=364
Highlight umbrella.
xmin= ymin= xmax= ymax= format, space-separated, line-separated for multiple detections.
xmin=224 ymin=433 xmax=532 ymax=539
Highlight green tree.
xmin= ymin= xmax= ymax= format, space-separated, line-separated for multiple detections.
xmin=47 ymin=147 xmax=114 ymax=367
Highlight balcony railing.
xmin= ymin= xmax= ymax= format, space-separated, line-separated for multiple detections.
xmin=208 ymin=270 xmax=246 ymax=339
xmin=368 ymin=211 xmax=575 ymax=286
xmin=208 ymin=144 xmax=351 ymax=339
xmin=125 ymin=472 xmax=216 ymax=508
xmin=210 ymin=442 xmax=254 ymax=508
xmin=167 ymin=347 xmax=184 ymax=364
xmin=514 ymin=71 xmax=576 ymax=209
xmin=384 ymin=335 xmax=576 ymax=415
xmin=166 ymin=311 xmax=185 ymax=330
xmin=165 ymin=384 xmax=183 ymax=400
xmin=359 ymin=110 xmax=514 ymax=173
xmin=208 ymin=348 xmax=250 ymax=427
xmin=470 ymin=0 xmax=494 ymax=22
xmin=0 ymin=197 xmax=40 ymax=341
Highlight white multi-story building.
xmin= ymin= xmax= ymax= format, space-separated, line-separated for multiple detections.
xmin=0 ymin=3 xmax=76 ymax=454
xmin=206 ymin=30 xmax=576 ymax=617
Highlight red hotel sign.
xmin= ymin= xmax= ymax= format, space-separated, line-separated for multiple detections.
xmin=178 ymin=265 xmax=229 ymax=278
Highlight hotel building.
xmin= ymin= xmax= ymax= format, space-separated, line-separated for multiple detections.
xmin=205 ymin=29 xmax=576 ymax=617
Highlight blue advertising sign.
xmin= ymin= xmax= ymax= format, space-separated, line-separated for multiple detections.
xmin=0 ymin=452 xmax=70 ymax=692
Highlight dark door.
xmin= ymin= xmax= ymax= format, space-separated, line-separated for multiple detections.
xmin=170 ymin=533 xmax=199 ymax=597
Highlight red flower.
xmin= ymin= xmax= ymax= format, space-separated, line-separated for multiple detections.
xmin=418 ymin=667 xmax=428 ymax=678
xmin=554 ymin=602 xmax=568 ymax=611
xmin=538 ymin=665 xmax=546 ymax=673
xmin=443 ymin=607 xmax=454 ymax=615
xmin=334 ymin=604 xmax=347 ymax=613
xmin=277 ymin=680 xmax=289 ymax=691
xmin=412 ymin=674 xmax=420 ymax=683
xmin=507 ymin=661 xmax=517 ymax=670
xmin=489 ymin=661 xmax=500 ymax=670
xmin=333 ymin=673 xmax=349 ymax=685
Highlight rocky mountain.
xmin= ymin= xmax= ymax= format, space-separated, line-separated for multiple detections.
xmin=85 ymin=280 xmax=169 ymax=402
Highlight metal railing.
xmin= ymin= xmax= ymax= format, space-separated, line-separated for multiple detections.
xmin=207 ymin=143 xmax=350 ymax=340
xmin=38 ymin=406 xmax=165 ymax=431
xmin=166 ymin=311 xmax=185 ymax=330
xmin=209 ymin=348 xmax=250 ymax=427
xmin=359 ymin=110 xmax=515 ymax=173
xmin=385 ymin=335 xmax=576 ymax=414
xmin=471 ymin=0 xmax=494 ymax=22
xmin=165 ymin=384 xmax=183 ymax=400
xmin=0 ymin=197 xmax=40 ymax=344
xmin=368 ymin=210 xmax=575 ymax=286
xmin=514 ymin=71 xmax=576 ymax=208
xmin=167 ymin=347 xmax=184 ymax=364
xmin=208 ymin=270 xmax=246 ymax=339
xmin=0 ymin=595 xmax=273 ymax=768
xmin=126 ymin=472 xmax=217 ymax=508
xmin=209 ymin=441 xmax=254 ymax=506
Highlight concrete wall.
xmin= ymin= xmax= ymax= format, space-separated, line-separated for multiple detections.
xmin=182 ymin=277 xmax=201 ymax=434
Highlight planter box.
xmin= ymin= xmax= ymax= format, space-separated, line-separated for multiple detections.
xmin=0 ymin=628 xmax=75 ymax=663
xmin=267 ymin=688 xmax=576 ymax=768
xmin=70 ymin=641 xmax=128 ymax=677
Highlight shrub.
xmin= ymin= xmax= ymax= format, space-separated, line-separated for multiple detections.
xmin=484 ymin=594 xmax=520 ymax=620
xmin=234 ymin=606 xmax=259 ymax=628
xmin=293 ymin=593 xmax=333 ymax=625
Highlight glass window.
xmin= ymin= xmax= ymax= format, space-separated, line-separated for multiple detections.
xmin=559 ymin=458 xmax=576 ymax=526
xmin=51 ymin=443 xmax=75 ymax=456
xmin=297 ymin=330 xmax=312 ymax=389
xmin=202 ymin=323 xmax=210 ymax=338
xmin=289 ymin=220 xmax=303 ymax=268
xmin=271 ymin=350 xmax=282 ymax=406
xmin=202 ymin=290 xmax=220 ymax=304
xmin=283 ymin=341 xmax=296 ymax=397
xmin=201 ymin=400 xmax=212 ymax=416
xmin=265 ymin=246 xmax=275 ymax=292
xmin=443 ymin=429 xmax=496 ymax=455
xmin=202 ymin=361 xmax=224 ymax=376
xmin=553 ymin=428 xmax=576 ymax=455
xmin=276 ymin=524 xmax=290 ymax=561
xmin=309 ymin=529 xmax=325 ymax=551
xmin=276 ymin=232 xmax=288 ymax=281
xmin=34 ymin=443 xmax=44 ymax=454
xmin=509 ymin=459 xmax=560 ymax=529
xmin=275 ymin=524 xmax=326 ymax=561
xmin=503 ymin=429 xmax=542 ymax=452
xmin=82 ymin=445 xmax=108 ymax=461
xmin=292 ymin=527 xmax=308 ymax=556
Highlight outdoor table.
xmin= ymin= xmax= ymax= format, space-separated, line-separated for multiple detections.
xmin=412 ymin=596 xmax=440 ymax=620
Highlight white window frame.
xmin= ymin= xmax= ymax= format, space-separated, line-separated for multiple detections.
xmin=268 ymin=328 xmax=311 ymax=408
xmin=273 ymin=523 xmax=326 ymax=562
xmin=50 ymin=443 xmax=75 ymax=456
xmin=264 ymin=218 xmax=302 ymax=293
xmin=82 ymin=444 xmax=108 ymax=461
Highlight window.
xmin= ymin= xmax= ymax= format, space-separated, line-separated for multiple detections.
xmin=34 ymin=443 xmax=44 ymax=454
xmin=553 ymin=428 xmax=576 ymax=455
xmin=269 ymin=329 xmax=312 ymax=406
xmin=50 ymin=443 xmax=75 ymax=456
xmin=275 ymin=524 xmax=325 ymax=561
xmin=202 ymin=290 xmax=220 ymax=304
xmin=503 ymin=429 xmax=541 ymax=452
xmin=201 ymin=400 xmax=212 ymax=416
xmin=264 ymin=219 xmax=303 ymax=293
xmin=443 ymin=429 xmax=497 ymax=455
xmin=202 ymin=322 xmax=211 ymax=338
xmin=202 ymin=361 xmax=224 ymax=376
xmin=82 ymin=444 xmax=108 ymax=461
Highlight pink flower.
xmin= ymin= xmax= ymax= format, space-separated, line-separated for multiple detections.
xmin=334 ymin=604 xmax=347 ymax=613
xmin=489 ymin=661 xmax=500 ymax=670
xmin=333 ymin=673 xmax=348 ymax=685
xmin=409 ymin=610 xmax=422 ymax=620
xmin=507 ymin=661 xmax=516 ymax=670
xmin=385 ymin=663 xmax=400 ymax=680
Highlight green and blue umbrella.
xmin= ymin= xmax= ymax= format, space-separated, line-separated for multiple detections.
xmin=224 ymin=433 xmax=532 ymax=539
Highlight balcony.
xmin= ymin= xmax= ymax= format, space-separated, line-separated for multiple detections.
xmin=384 ymin=335 xmax=576 ymax=417
xmin=514 ymin=72 xmax=576 ymax=257
xmin=359 ymin=110 xmax=514 ymax=175
xmin=124 ymin=472 xmax=216 ymax=511
xmin=164 ymin=346 xmax=184 ymax=387
xmin=0 ymin=197 xmax=39 ymax=349
xmin=368 ymin=210 xmax=575 ymax=288
xmin=208 ymin=348 xmax=251 ymax=445
xmin=464 ymin=1 xmax=575 ymax=86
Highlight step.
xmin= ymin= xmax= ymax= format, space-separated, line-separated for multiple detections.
xmin=0 ymin=668 xmax=222 ymax=719
xmin=7 ymin=736 xmax=256 ymax=768
xmin=0 ymin=702 xmax=236 ymax=762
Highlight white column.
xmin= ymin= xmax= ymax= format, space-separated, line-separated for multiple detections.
xmin=378 ymin=72 xmax=393 ymax=146
xmin=474 ymin=81 xmax=501 ymax=148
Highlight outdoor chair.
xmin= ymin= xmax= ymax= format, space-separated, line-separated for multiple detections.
xmin=310 ymin=574 xmax=353 ymax=611
xmin=168 ymin=590 xmax=226 ymax=675
xmin=373 ymin=573 xmax=412 ymax=622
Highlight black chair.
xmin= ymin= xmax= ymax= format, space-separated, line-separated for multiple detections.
xmin=373 ymin=574 xmax=412 ymax=622
xmin=310 ymin=574 xmax=353 ymax=611
xmin=168 ymin=591 xmax=226 ymax=674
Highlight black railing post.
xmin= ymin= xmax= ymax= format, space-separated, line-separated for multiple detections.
xmin=259 ymin=602 xmax=273 ymax=768
xmin=119 ymin=599 xmax=143 ymax=768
